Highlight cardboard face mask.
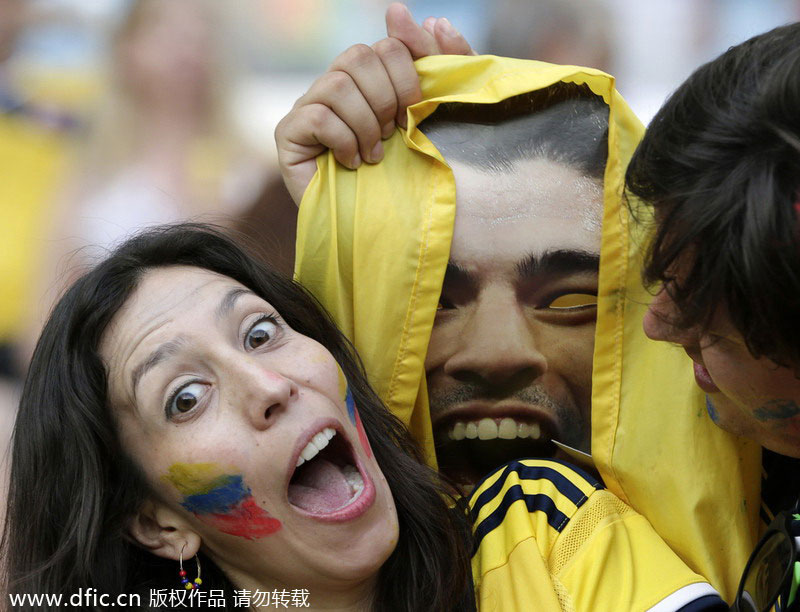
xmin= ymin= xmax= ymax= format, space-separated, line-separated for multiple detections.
xmin=418 ymin=91 xmax=606 ymax=486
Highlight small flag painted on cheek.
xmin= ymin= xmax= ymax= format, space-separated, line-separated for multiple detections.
xmin=164 ymin=463 xmax=281 ymax=540
xmin=338 ymin=366 xmax=372 ymax=458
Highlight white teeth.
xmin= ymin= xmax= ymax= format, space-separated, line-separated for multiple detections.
xmin=296 ymin=428 xmax=337 ymax=468
xmin=445 ymin=419 xmax=545 ymax=441
xmin=343 ymin=465 xmax=364 ymax=497
xmin=337 ymin=465 xmax=365 ymax=510
xmin=498 ymin=418 xmax=516 ymax=439
xmin=301 ymin=442 xmax=319 ymax=462
xmin=312 ymin=432 xmax=329 ymax=451
xmin=478 ymin=418 xmax=499 ymax=440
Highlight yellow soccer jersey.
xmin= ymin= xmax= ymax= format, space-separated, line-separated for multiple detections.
xmin=470 ymin=458 xmax=727 ymax=612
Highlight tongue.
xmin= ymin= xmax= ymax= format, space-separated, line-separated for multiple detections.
xmin=288 ymin=458 xmax=353 ymax=513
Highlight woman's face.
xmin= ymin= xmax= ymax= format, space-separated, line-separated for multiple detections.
xmin=100 ymin=266 xmax=398 ymax=592
xmin=644 ymin=287 xmax=800 ymax=458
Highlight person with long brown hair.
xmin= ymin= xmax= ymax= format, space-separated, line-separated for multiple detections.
xmin=2 ymin=224 xmax=473 ymax=611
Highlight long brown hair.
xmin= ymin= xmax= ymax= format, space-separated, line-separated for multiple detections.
xmin=3 ymin=224 xmax=473 ymax=611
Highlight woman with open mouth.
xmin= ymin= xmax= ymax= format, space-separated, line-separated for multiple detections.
xmin=2 ymin=224 xmax=473 ymax=610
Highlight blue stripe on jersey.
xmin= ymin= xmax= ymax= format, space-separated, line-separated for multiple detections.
xmin=472 ymin=485 xmax=569 ymax=552
xmin=469 ymin=459 xmax=602 ymax=523
xmin=675 ymin=594 xmax=728 ymax=612
xmin=470 ymin=459 xmax=603 ymax=553
xmin=537 ymin=457 xmax=603 ymax=488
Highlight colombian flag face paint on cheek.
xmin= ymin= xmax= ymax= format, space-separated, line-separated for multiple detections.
xmin=338 ymin=366 xmax=372 ymax=458
xmin=163 ymin=463 xmax=282 ymax=540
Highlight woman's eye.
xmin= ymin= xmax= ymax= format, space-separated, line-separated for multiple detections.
xmin=545 ymin=293 xmax=598 ymax=310
xmin=166 ymin=382 xmax=208 ymax=417
xmin=246 ymin=316 xmax=278 ymax=349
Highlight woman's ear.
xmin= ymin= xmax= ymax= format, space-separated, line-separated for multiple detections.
xmin=128 ymin=499 xmax=202 ymax=560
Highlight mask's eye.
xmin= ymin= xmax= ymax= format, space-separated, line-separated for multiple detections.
xmin=166 ymin=382 xmax=209 ymax=418
xmin=246 ymin=316 xmax=278 ymax=349
xmin=546 ymin=293 xmax=598 ymax=310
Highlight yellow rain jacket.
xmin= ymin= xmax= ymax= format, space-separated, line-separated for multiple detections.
xmin=295 ymin=55 xmax=761 ymax=606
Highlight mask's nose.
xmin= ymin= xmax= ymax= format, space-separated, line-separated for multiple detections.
xmin=443 ymin=295 xmax=547 ymax=388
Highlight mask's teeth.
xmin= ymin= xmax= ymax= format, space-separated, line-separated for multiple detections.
xmin=296 ymin=428 xmax=337 ymax=468
xmin=477 ymin=418 xmax=498 ymax=440
xmin=446 ymin=419 xmax=542 ymax=441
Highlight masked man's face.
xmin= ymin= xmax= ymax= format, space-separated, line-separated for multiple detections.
xmin=425 ymin=157 xmax=603 ymax=487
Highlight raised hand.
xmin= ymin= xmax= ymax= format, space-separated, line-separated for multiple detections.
xmin=275 ymin=3 xmax=474 ymax=204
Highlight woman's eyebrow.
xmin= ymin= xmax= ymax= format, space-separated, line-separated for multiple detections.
xmin=215 ymin=287 xmax=255 ymax=319
xmin=130 ymin=288 xmax=257 ymax=399
xmin=131 ymin=337 xmax=187 ymax=400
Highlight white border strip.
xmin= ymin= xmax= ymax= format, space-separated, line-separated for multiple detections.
xmin=646 ymin=582 xmax=721 ymax=612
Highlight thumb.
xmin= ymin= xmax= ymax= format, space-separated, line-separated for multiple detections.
xmin=385 ymin=2 xmax=440 ymax=59
xmin=434 ymin=17 xmax=477 ymax=56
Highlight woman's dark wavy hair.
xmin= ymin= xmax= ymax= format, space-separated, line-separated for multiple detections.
xmin=626 ymin=23 xmax=800 ymax=366
xmin=2 ymin=224 xmax=473 ymax=611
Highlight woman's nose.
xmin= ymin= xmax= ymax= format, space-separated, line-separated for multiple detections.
xmin=230 ymin=358 xmax=297 ymax=430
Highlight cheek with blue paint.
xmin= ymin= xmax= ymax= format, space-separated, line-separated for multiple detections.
xmin=338 ymin=366 xmax=373 ymax=458
xmin=706 ymin=396 xmax=720 ymax=424
xmin=346 ymin=387 xmax=373 ymax=459
xmin=164 ymin=462 xmax=281 ymax=540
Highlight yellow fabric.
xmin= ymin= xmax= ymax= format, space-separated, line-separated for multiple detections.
xmin=294 ymin=54 xmax=761 ymax=599
xmin=470 ymin=459 xmax=712 ymax=611
xmin=591 ymin=87 xmax=761 ymax=598
xmin=0 ymin=113 xmax=71 ymax=342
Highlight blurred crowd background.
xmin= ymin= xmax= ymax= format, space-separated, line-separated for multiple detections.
xmin=1 ymin=0 xmax=799 ymax=506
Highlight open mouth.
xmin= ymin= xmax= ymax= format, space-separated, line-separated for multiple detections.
xmin=287 ymin=426 xmax=372 ymax=520
xmin=434 ymin=417 xmax=558 ymax=487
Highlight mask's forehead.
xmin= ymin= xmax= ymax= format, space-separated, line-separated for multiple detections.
xmin=450 ymin=159 xmax=603 ymax=228
xmin=447 ymin=157 xmax=603 ymax=273
xmin=421 ymin=89 xmax=608 ymax=251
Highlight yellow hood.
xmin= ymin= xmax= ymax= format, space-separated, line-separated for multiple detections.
xmin=295 ymin=54 xmax=760 ymax=598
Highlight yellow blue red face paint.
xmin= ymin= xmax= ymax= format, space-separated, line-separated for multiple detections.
xmin=163 ymin=463 xmax=281 ymax=539
xmin=337 ymin=365 xmax=372 ymax=458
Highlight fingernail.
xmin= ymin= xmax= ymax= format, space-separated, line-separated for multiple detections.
xmin=441 ymin=17 xmax=458 ymax=37
xmin=381 ymin=121 xmax=395 ymax=139
xmin=369 ymin=142 xmax=384 ymax=163
xmin=350 ymin=153 xmax=361 ymax=169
